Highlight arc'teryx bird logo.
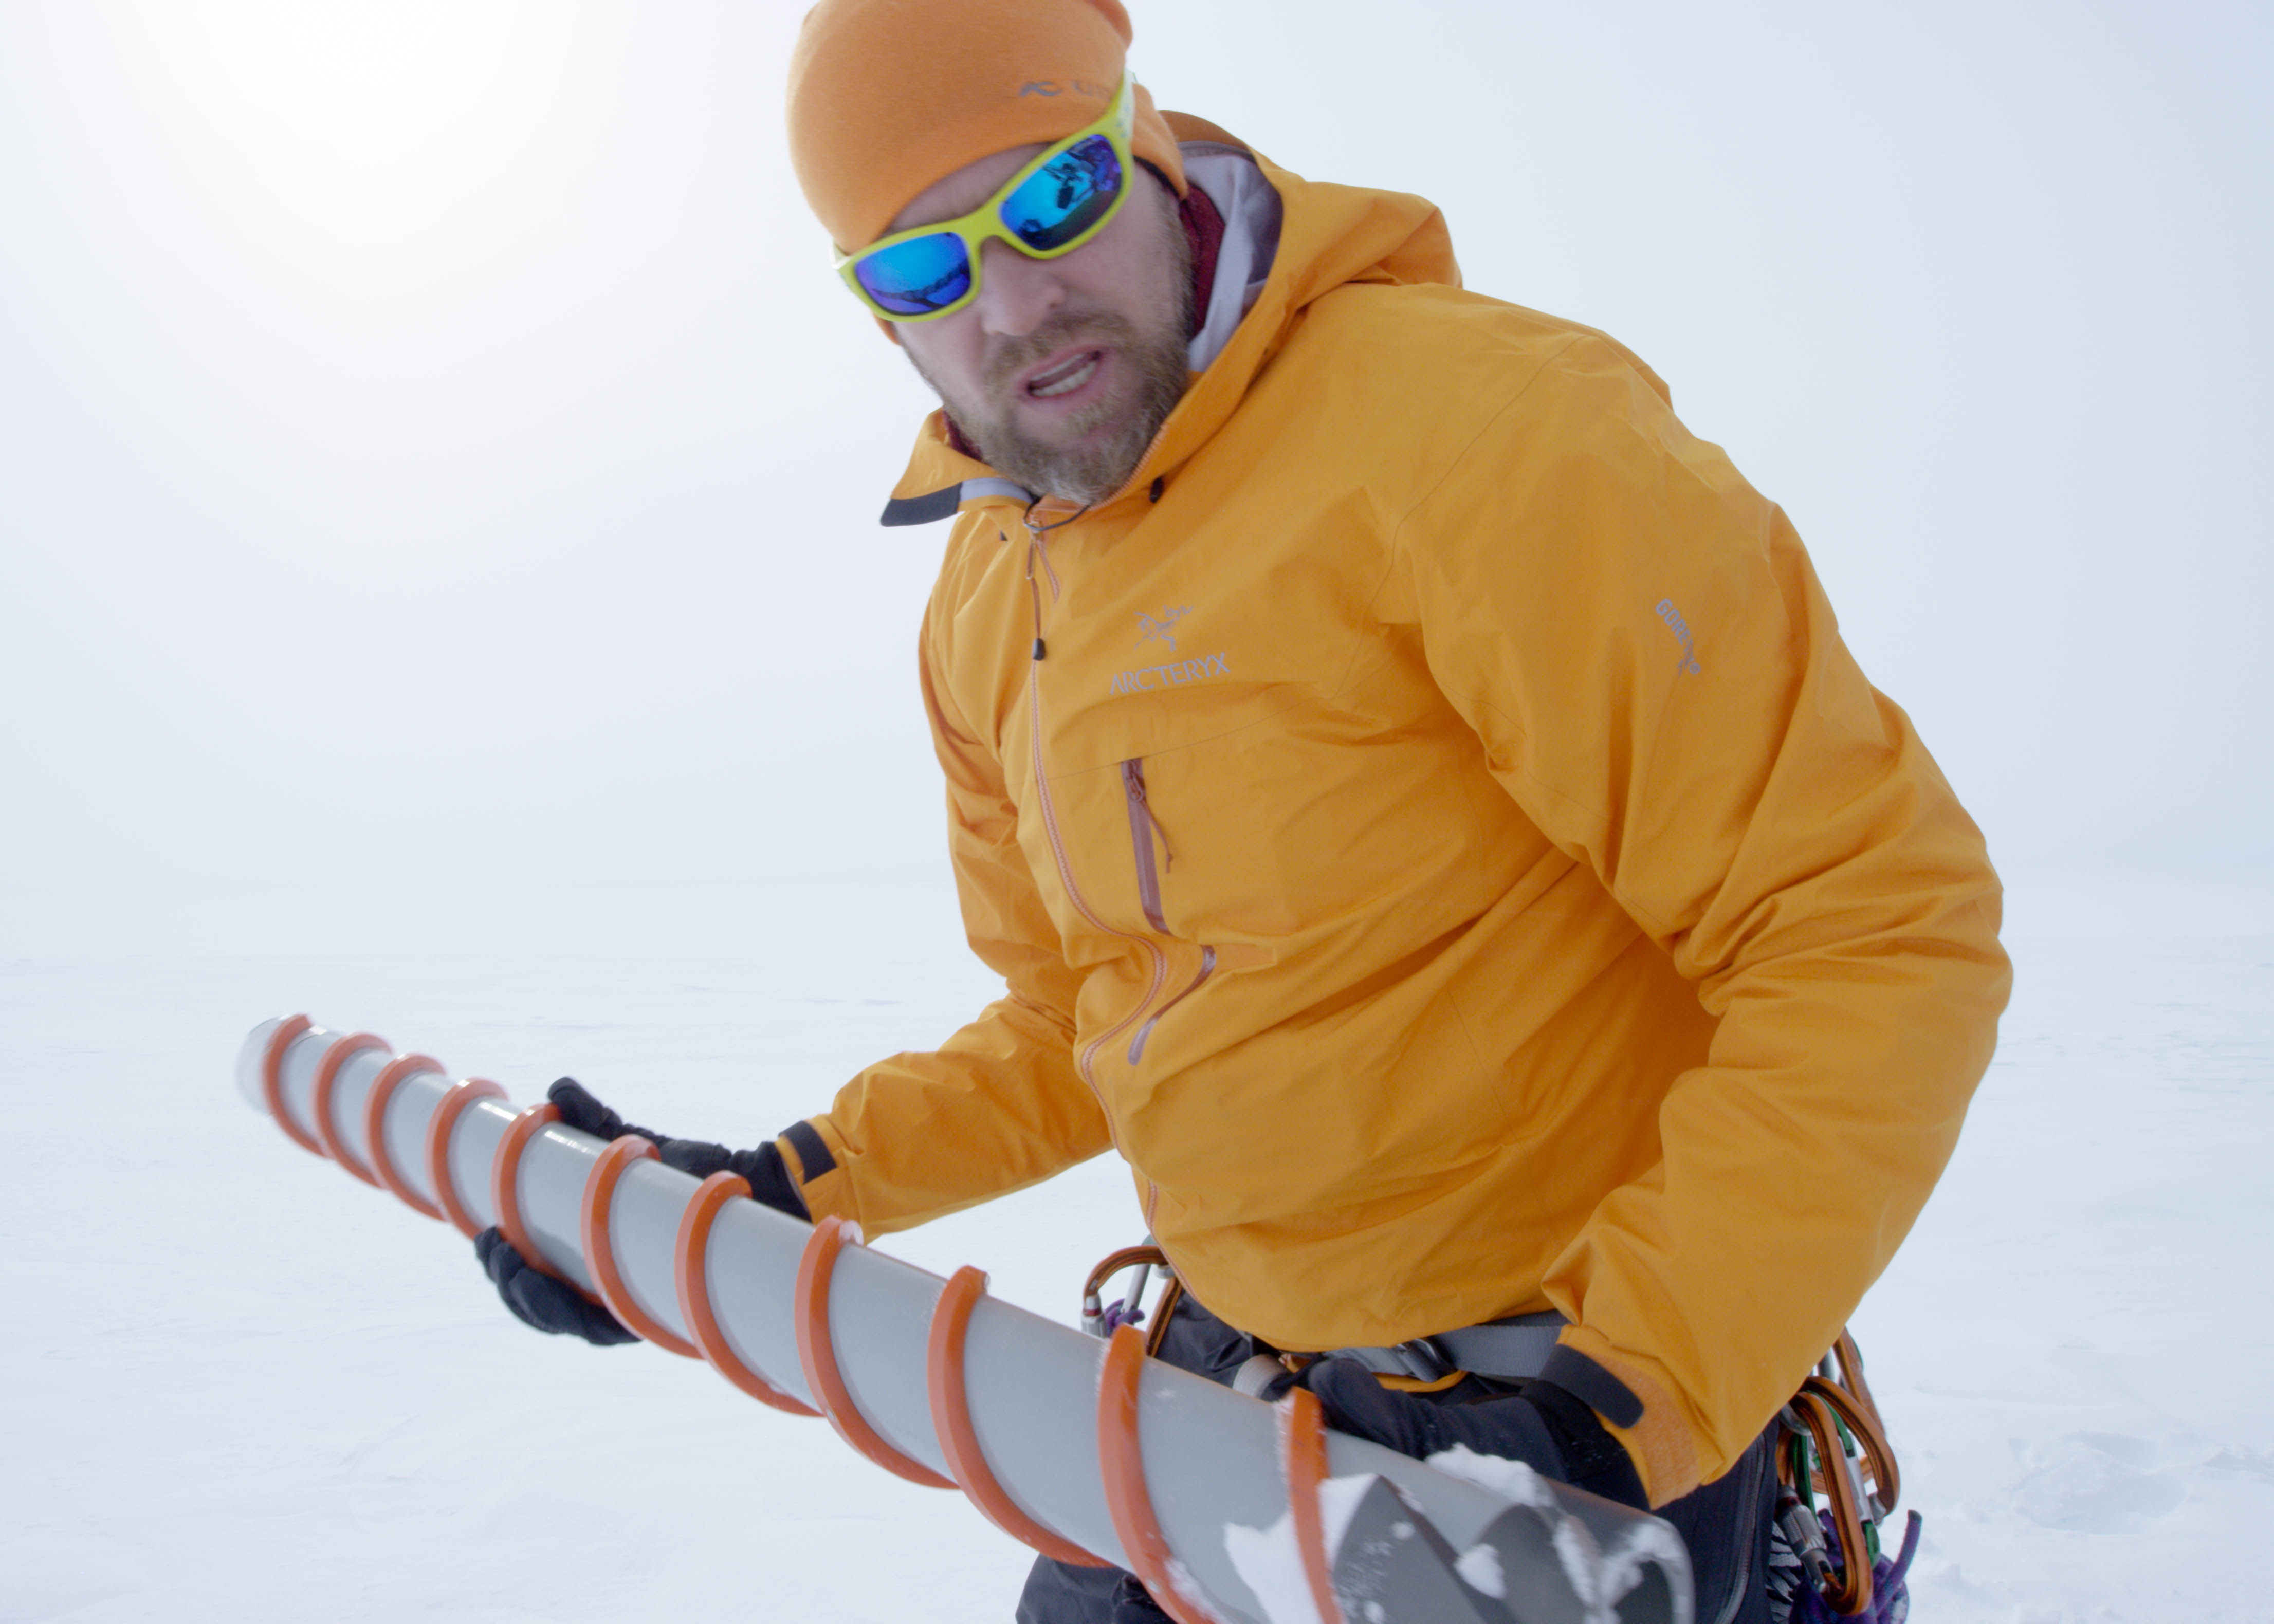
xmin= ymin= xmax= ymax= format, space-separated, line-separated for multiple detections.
xmin=1112 ymin=605 xmax=1228 ymax=696
xmin=1136 ymin=606 xmax=1193 ymax=654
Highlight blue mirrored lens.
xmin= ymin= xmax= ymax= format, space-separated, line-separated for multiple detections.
xmin=855 ymin=232 xmax=973 ymax=315
xmin=998 ymin=135 xmax=1123 ymax=252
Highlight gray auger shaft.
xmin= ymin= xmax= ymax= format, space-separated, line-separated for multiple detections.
xmin=240 ymin=1015 xmax=1694 ymax=1624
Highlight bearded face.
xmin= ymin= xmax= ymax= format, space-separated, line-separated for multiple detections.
xmin=895 ymin=164 xmax=1194 ymax=507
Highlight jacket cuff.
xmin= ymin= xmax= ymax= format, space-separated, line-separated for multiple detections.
xmin=1550 ymin=1327 xmax=1704 ymax=1508
xmin=777 ymin=1117 xmax=859 ymax=1227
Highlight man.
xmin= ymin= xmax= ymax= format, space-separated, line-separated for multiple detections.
xmin=477 ymin=2 xmax=2011 ymax=1619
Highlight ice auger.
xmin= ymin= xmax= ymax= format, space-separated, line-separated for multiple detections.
xmin=241 ymin=1014 xmax=1697 ymax=1624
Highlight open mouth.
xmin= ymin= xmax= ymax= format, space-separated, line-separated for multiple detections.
xmin=1025 ymin=349 xmax=1103 ymax=399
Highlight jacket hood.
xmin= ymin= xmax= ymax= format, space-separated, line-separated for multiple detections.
xmin=881 ymin=114 xmax=1460 ymax=526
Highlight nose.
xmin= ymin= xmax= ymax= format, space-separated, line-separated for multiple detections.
xmin=972 ymin=238 xmax=1065 ymax=337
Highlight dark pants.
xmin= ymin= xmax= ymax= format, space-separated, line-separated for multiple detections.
xmin=1016 ymin=1297 xmax=1777 ymax=1624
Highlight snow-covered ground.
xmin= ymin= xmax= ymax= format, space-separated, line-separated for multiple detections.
xmin=4 ymin=869 xmax=2268 ymax=1623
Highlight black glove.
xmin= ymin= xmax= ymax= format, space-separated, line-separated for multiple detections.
xmin=474 ymin=1225 xmax=638 ymax=1344
xmin=473 ymin=1078 xmax=812 ymax=1346
xmin=1306 ymin=1359 xmax=1648 ymax=1509
xmin=542 ymin=1076 xmax=663 ymax=1146
xmin=1112 ymin=1574 xmax=1178 ymax=1623
xmin=546 ymin=1078 xmax=811 ymax=1219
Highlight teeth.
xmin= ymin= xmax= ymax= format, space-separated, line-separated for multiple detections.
xmin=1029 ymin=353 xmax=1099 ymax=398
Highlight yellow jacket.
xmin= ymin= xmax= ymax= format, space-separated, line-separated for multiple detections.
xmin=783 ymin=134 xmax=2010 ymax=1504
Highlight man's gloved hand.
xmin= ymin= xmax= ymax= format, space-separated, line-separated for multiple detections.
xmin=1305 ymin=1358 xmax=1648 ymax=1509
xmin=473 ymin=1077 xmax=812 ymax=1346
xmin=1111 ymin=1573 xmax=1179 ymax=1623
xmin=543 ymin=1076 xmax=661 ymax=1146
xmin=475 ymin=1224 xmax=639 ymax=1344
xmin=545 ymin=1078 xmax=812 ymax=1219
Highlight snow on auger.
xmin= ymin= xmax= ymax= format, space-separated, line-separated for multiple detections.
xmin=240 ymin=1014 xmax=1697 ymax=1624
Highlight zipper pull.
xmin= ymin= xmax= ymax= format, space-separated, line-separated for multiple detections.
xmin=1123 ymin=761 xmax=1173 ymax=870
xmin=1023 ymin=524 xmax=1047 ymax=660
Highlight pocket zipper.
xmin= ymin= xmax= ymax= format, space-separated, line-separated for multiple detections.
xmin=1121 ymin=758 xmax=1171 ymax=933
xmin=1128 ymin=947 xmax=1216 ymax=1065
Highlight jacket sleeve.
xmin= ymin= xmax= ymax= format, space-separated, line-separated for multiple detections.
xmin=1399 ymin=335 xmax=2011 ymax=1502
xmin=787 ymin=587 xmax=1112 ymax=1237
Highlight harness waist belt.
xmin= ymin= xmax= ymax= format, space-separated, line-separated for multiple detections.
xmin=1327 ymin=1311 xmax=1569 ymax=1383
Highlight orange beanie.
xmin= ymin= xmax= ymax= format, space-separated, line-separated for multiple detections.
xmin=787 ymin=0 xmax=1186 ymax=253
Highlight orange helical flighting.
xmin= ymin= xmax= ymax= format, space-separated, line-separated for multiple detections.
xmin=239 ymin=1013 xmax=1695 ymax=1624
xmin=365 ymin=1055 xmax=447 ymax=1220
xmin=929 ymin=1265 xmax=1110 ymax=1568
xmin=796 ymin=1215 xmax=957 ymax=1490
xmin=1280 ymin=1387 xmax=1346 ymax=1624
xmin=674 ymin=1172 xmax=822 ymax=1416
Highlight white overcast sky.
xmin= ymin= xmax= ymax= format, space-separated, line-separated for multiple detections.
xmin=1 ymin=1 xmax=2267 ymax=953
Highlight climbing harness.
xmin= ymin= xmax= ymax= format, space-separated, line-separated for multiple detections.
xmin=1768 ymin=1330 xmax=1921 ymax=1623
xmin=1081 ymin=1244 xmax=1184 ymax=1359
xmin=1080 ymin=1247 xmax=1921 ymax=1623
xmin=1316 ymin=1312 xmax=1569 ymax=1385
xmin=1081 ymin=1246 xmax=1565 ymax=1388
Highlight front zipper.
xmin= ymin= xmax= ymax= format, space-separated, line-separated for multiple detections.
xmin=1021 ymin=519 xmax=1165 ymax=1101
xmin=1015 ymin=434 xmax=1186 ymax=1227
xmin=1022 ymin=527 xmax=1218 ymax=1225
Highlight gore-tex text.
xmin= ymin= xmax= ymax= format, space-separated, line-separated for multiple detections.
xmin=1108 ymin=652 xmax=1230 ymax=696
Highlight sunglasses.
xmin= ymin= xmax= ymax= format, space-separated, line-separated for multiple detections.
xmin=836 ymin=75 xmax=1136 ymax=322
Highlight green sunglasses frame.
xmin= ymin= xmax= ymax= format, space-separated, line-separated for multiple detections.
xmin=834 ymin=74 xmax=1138 ymax=323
